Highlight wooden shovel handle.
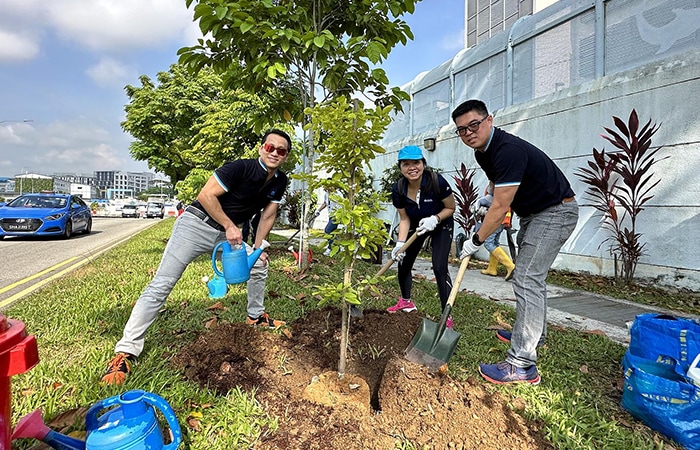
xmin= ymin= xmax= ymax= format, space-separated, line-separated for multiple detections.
xmin=375 ymin=232 xmax=419 ymax=278
xmin=446 ymin=256 xmax=470 ymax=309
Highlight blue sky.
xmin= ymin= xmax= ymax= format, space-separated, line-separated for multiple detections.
xmin=0 ymin=0 xmax=464 ymax=178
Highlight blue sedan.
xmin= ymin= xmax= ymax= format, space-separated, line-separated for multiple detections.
xmin=0 ymin=193 xmax=92 ymax=240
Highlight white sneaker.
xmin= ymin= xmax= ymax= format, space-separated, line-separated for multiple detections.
xmin=323 ymin=248 xmax=331 ymax=256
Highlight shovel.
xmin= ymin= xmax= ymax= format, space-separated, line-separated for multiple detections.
xmin=404 ymin=255 xmax=470 ymax=371
xmin=350 ymin=232 xmax=420 ymax=318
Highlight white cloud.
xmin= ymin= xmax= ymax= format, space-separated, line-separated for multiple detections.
xmin=0 ymin=30 xmax=40 ymax=62
xmin=44 ymin=0 xmax=200 ymax=53
xmin=87 ymin=57 xmax=138 ymax=89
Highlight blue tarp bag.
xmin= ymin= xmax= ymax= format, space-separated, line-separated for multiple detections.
xmin=622 ymin=352 xmax=700 ymax=450
xmin=628 ymin=314 xmax=700 ymax=372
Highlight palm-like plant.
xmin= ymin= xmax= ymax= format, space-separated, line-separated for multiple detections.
xmin=452 ymin=163 xmax=480 ymax=238
xmin=576 ymin=110 xmax=665 ymax=284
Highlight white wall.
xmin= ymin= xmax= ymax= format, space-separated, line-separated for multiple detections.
xmin=372 ymin=49 xmax=700 ymax=290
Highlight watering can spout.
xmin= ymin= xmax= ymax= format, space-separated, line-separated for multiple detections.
xmin=248 ymin=240 xmax=270 ymax=269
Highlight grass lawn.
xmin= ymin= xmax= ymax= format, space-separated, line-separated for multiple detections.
xmin=6 ymin=219 xmax=679 ymax=449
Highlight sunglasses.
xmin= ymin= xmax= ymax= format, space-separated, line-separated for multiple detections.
xmin=262 ymin=142 xmax=289 ymax=157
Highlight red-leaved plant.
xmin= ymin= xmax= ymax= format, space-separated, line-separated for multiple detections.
xmin=452 ymin=163 xmax=480 ymax=239
xmin=576 ymin=109 xmax=666 ymax=284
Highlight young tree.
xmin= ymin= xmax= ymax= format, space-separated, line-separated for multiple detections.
xmin=302 ymin=97 xmax=391 ymax=377
xmin=178 ymin=0 xmax=418 ymax=267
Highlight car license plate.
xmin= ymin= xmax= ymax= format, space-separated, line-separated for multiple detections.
xmin=5 ymin=224 xmax=32 ymax=231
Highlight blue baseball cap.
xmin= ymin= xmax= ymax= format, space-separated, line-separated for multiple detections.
xmin=397 ymin=145 xmax=424 ymax=161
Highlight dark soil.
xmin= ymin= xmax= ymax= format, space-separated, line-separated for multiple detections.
xmin=173 ymin=307 xmax=554 ymax=449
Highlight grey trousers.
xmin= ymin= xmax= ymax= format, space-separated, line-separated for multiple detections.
xmin=115 ymin=211 xmax=268 ymax=357
xmin=506 ymin=199 xmax=579 ymax=368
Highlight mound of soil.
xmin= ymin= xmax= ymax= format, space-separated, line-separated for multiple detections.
xmin=173 ymin=307 xmax=553 ymax=449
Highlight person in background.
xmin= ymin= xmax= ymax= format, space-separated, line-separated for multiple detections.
xmin=176 ymin=201 xmax=185 ymax=216
xmin=454 ymin=99 xmax=578 ymax=385
xmin=472 ymin=186 xmax=515 ymax=281
xmin=100 ymin=129 xmax=292 ymax=385
xmin=312 ymin=187 xmax=339 ymax=257
xmin=388 ymin=145 xmax=457 ymax=328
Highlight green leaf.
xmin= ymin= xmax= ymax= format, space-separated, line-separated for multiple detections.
xmin=313 ymin=35 xmax=325 ymax=48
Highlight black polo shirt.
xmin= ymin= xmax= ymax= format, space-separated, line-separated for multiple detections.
xmin=475 ymin=128 xmax=574 ymax=217
xmin=192 ymin=158 xmax=288 ymax=224
xmin=391 ymin=171 xmax=454 ymax=229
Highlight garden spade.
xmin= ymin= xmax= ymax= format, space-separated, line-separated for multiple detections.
xmin=404 ymin=256 xmax=470 ymax=371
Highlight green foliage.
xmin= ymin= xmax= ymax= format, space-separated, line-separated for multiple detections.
xmin=575 ymin=110 xmax=666 ymax=284
xmin=174 ymin=168 xmax=211 ymax=204
xmin=280 ymin=189 xmax=317 ymax=228
xmin=121 ymin=64 xmax=291 ymax=189
xmin=179 ymin=0 xmax=416 ymax=113
xmin=16 ymin=177 xmax=53 ymax=194
xmin=379 ymin=164 xmax=402 ymax=199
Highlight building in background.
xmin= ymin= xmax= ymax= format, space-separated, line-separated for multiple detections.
xmin=465 ymin=0 xmax=557 ymax=48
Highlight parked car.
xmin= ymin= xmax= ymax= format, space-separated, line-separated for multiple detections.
xmin=0 ymin=193 xmax=92 ymax=240
xmin=121 ymin=204 xmax=139 ymax=218
xmin=146 ymin=202 xmax=164 ymax=219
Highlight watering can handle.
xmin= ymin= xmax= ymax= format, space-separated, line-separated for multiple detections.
xmin=85 ymin=394 xmax=122 ymax=430
xmin=212 ymin=242 xmax=224 ymax=277
xmin=142 ymin=393 xmax=183 ymax=450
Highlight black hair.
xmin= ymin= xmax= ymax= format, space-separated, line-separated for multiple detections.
xmin=398 ymin=166 xmax=439 ymax=198
xmin=262 ymin=129 xmax=292 ymax=152
xmin=451 ymin=99 xmax=489 ymax=122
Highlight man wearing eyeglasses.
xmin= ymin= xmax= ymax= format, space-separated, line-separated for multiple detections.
xmin=100 ymin=129 xmax=291 ymax=385
xmin=452 ymin=99 xmax=578 ymax=385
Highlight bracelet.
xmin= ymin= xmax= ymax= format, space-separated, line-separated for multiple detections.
xmin=472 ymin=233 xmax=483 ymax=246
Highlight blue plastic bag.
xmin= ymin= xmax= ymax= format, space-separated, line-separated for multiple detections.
xmin=622 ymin=352 xmax=700 ymax=450
xmin=628 ymin=314 xmax=700 ymax=372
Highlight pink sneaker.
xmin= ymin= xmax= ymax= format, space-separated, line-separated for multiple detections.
xmin=446 ymin=317 xmax=454 ymax=330
xmin=386 ymin=298 xmax=416 ymax=313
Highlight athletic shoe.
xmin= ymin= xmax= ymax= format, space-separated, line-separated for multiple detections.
xmin=100 ymin=352 xmax=135 ymax=385
xmin=479 ymin=361 xmax=541 ymax=385
xmin=246 ymin=312 xmax=285 ymax=329
xmin=323 ymin=248 xmax=331 ymax=256
xmin=386 ymin=298 xmax=416 ymax=313
xmin=496 ymin=329 xmax=545 ymax=347
xmin=446 ymin=317 xmax=454 ymax=330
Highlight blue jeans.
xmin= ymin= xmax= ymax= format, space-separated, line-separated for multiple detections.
xmin=506 ymin=200 xmax=578 ymax=368
xmin=484 ymin=224 xmax=505 ymax=253
xmin=324 ymin=217 xmax=338 ymax=250
xmin=115 ymin=211 xmax=268 ymax=357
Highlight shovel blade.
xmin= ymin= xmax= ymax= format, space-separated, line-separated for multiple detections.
xmin=404 ymin=318 xmax=461 ymax=371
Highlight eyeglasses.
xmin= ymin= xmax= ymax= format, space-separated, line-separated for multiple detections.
xmin=454 ymin=116 xmax=489 ymax=136
xmin=262 ymin=142 xmax=289 ymax=157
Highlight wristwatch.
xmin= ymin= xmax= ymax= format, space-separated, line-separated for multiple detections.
xmin=472 ymin=233 xmax=484 ymax=246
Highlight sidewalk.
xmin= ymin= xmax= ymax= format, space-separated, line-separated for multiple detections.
xmin=278 ymin=229 xmax=698 ymax=346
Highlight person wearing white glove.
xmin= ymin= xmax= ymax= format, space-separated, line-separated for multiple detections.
xmin=452 ymin=99 xmax=578 ymax=385
xmin=387 ymin=145 xmax=456 ymax=328
xmin=391 ymin=241 xmax=406 ymax=263
xmin=313 ymin=187 xmax=340 ymax=256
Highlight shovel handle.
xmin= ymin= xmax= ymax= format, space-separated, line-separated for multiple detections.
xmin=446 ymin=256 xmax=470 ymax=309
xmin=375 ymin=232 xmax=419 ymax=278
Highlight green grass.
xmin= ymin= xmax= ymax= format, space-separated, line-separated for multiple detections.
xmin=6 ymin=220 xmax=678 ymax=449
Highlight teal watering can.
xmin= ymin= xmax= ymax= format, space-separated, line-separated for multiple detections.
xmin=12 ymin=389 xmax=182 ymax=450
xmin=212 ymin=240 xmax=270 ymax=284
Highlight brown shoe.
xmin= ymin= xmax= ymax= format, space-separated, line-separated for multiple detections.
xmin=246 ymin=312 xmax=285 ymax=329
xmin=100 ymin=352 xmax=135 ymax=385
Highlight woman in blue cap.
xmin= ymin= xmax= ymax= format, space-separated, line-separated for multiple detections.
xmin=388 ymin=145 xmax=457 ymax=328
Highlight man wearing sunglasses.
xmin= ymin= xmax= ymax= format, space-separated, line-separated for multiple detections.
xmin=452 ymin=99 xmax=578 ymax=385
xmin=101 ymin=129 xmax=291 ymax=385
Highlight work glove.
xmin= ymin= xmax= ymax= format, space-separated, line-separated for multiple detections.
xmin=460 ymin=234 xmax=482 ymax=259
xmin=477 ymin=194 xmax=493 ymax=209
xmin=391 ymin=241 xmax=406 ymax=263
xmin=416 ymin=215 xmax=439 ymax=235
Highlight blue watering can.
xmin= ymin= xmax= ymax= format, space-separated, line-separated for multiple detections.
xmin=212 ymin=240 xmax=270 ymax=285
xmin=202 ymin=274 xmax=228 ymax=299
xmin=12 ymin=389 xmax=182 ymax=450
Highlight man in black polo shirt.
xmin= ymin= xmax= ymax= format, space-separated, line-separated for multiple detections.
xmin=101 ymin=129 xmax=291 ymax=385
xmin=453 ymin=100 xmax=578 ymax=385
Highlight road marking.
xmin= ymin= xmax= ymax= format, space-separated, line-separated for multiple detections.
xmin=0 ymin=232 xmax=144 ymax=309
xmin=0 ymin=257 xmax=80 ymax=295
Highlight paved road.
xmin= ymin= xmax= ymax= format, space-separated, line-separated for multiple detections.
xmin=0 ymin=217 xmax=163 ymax=309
